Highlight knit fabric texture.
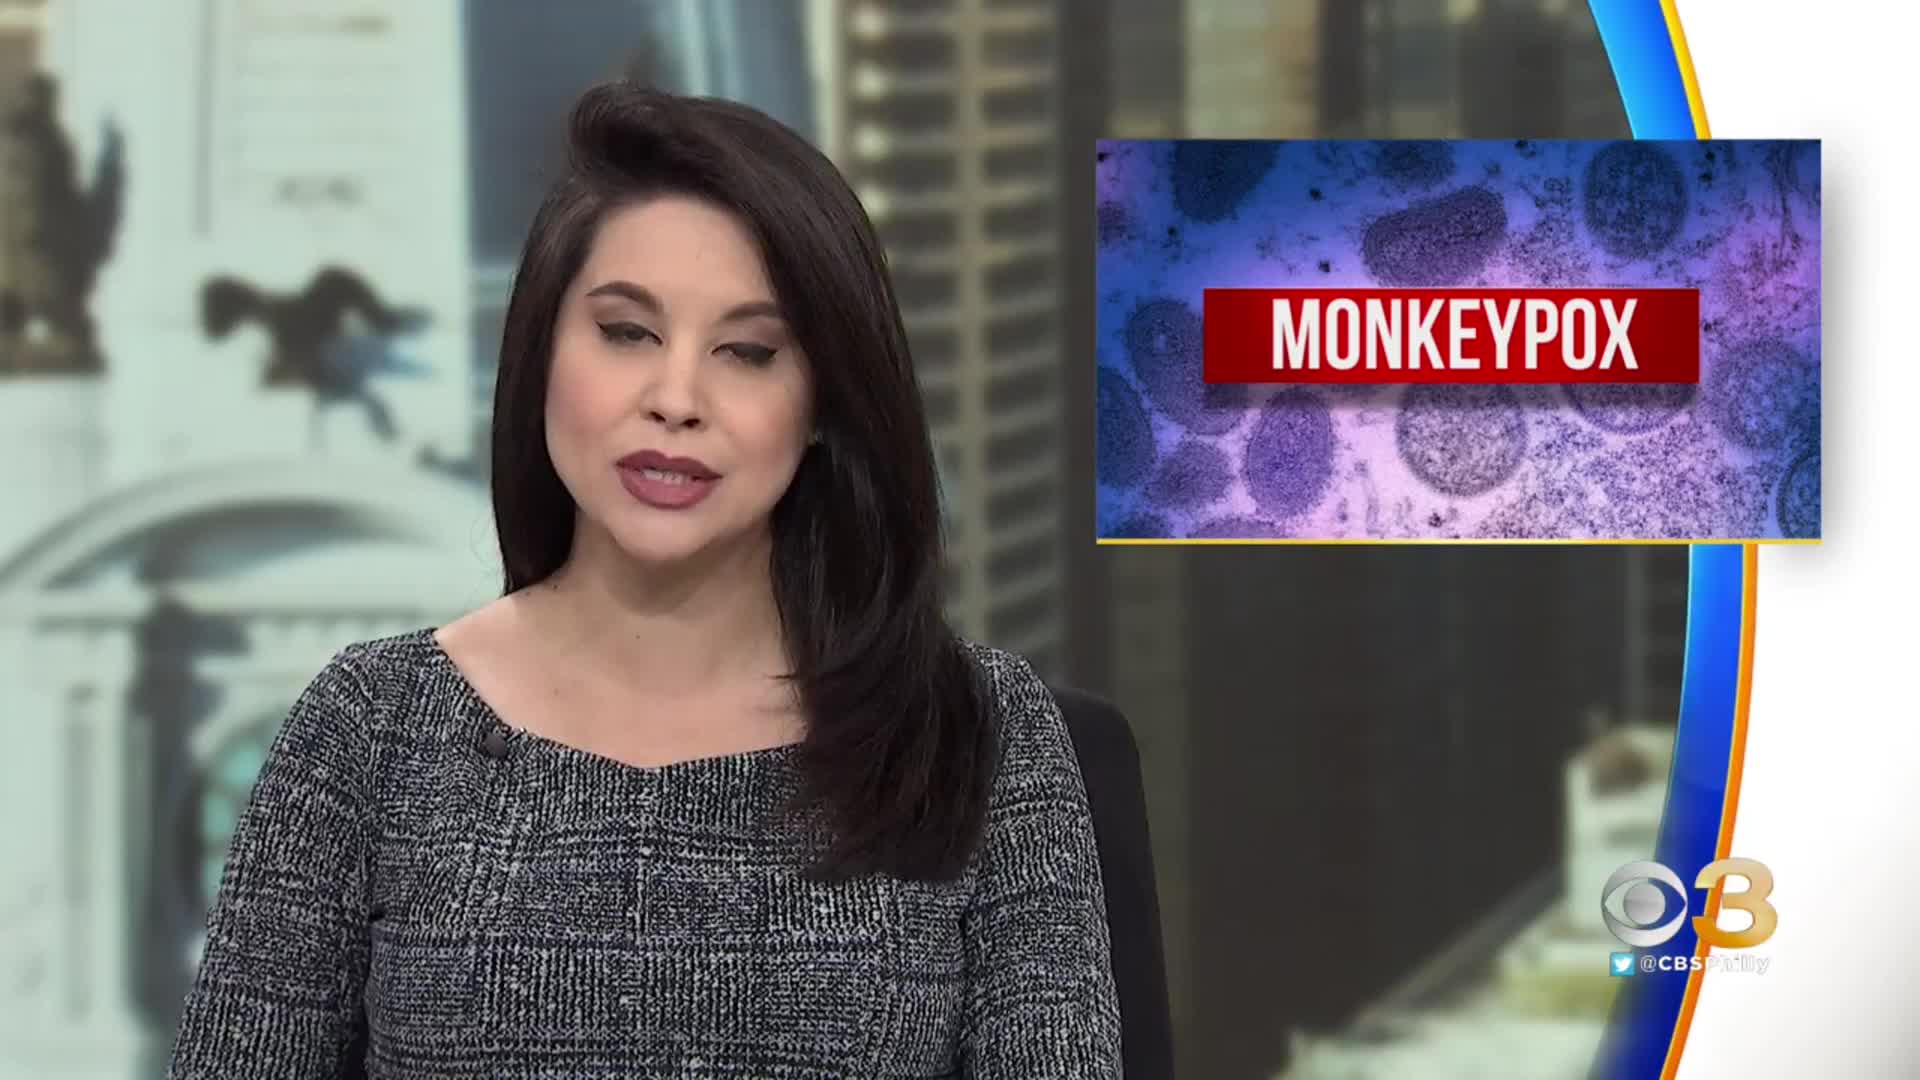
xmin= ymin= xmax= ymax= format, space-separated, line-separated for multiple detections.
xmin=166 ymin=629 xmax=1123 ymax=1078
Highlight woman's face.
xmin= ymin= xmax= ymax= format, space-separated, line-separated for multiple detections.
xmin=545 ymin=194 xmax=813 ymax=571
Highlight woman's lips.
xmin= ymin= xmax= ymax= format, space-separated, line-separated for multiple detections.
xmin=614 ymin=450 xmax=719 ymax=510
xmin=616 ymin=463 xmax=718 ymax=510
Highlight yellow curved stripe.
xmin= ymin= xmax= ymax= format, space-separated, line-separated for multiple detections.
xmin=1660 ymin=0 xmax=1714 ymax=138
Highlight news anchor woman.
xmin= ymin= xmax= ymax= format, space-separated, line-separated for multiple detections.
xmin=166 ymin=83 xmax=1121 ymax=1078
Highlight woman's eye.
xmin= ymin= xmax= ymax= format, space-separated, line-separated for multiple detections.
xmin=597 ymin=322 xmax=656 ymax=346
xmin=721 ymin=343 xmax=779 ymax=366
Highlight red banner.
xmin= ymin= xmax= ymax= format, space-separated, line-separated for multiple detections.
xmin=1202 ymin=288 xmax=1700 ymax=385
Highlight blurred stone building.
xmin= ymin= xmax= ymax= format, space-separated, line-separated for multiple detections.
xmin=0 ymin=4 xmax=495 ymax=1076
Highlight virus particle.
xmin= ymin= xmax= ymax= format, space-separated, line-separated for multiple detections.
xmin=1703 ymin=338 xmax=1819 ymax=452
xmin=1122 ymin=297 xmax=1248 ymax=435
xmin=1170 ymin=141 xmax=1281 ymax=223
xmin=1243 ymin=388 xmax=1335 ymax=519
xmin=1147 ymin=439 xmax=1232 ymax=510
xmin=1362 ymin=186 xmax=1508 ymax=286
xmin=1564 ymin=382 xmax=1698 ymax=435
xmin=1509 ymin=212 xmax=1591 ymax=286
xmin=1395 ymin=384 xmax=1528 ymax=497
xmin=1775 ymin=449 xmax=1820 ymax=538
xmin=1582 ymin=142 xmax=1688 ymax=259
xmin=1096 ymin=367 xmax=1155 ymax=490
xmin=1578 ymin=419 xmax=1774 ymax=538
xmin=1372 ymin=140 xmax=1456 ymax=189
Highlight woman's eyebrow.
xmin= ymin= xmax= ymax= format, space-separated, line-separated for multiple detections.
xmin=584 ymin=280 xmax=781 ymax=324
xmin=584 ymin=280 xmax=664 ymax=312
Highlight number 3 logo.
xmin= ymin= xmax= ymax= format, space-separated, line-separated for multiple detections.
xmin=1694 ymin=857 xmax=1778 ymax=949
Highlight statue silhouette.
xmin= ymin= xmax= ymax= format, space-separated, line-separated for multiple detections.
xmin=1 ymin=73 xmax=124 ymax=373
xmin=126 ymin=568 xmax=249 ymax=1035
xmin=200 ymin=266 xmax=432 ymax=447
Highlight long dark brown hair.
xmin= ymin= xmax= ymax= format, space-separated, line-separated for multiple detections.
xmin=490 ymin=82 xmax=994 ymax=883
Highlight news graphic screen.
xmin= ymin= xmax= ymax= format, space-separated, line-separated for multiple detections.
xmin=1095 ymin=138 xmax=1821 ymax=542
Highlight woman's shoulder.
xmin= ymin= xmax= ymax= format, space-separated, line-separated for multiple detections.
xmin=316 ymin=626 xmax=446 ymax=692
xmin=286 ymin=627 xmax=461 ymax=738
xmin=957 ymin=639 xmax=1077 ymax=775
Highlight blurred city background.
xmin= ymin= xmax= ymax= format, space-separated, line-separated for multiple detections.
xmin=0 ymin=1 xmax=1689 ymax=1077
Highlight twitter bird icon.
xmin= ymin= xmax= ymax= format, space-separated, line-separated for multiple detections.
xmin=1610 ymin=952 xmax=1637 ymax=977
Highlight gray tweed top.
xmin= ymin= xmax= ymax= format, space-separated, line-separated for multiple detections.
xmin=166 ymin=629 xmax=1122 ymax=1079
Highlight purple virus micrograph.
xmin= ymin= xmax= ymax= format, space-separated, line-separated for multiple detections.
xmin=1704 ymin=338 xmax=1819 ymax=451
xmin=1123 ymin=297 xmax=1248 ymax=435
xmin=1106 ymin=512 xmax=1172 ymax=539
xmin=1583 ymin=141 xmax=1688 ymax=259
xmin=1776 ymin=449 xmax=1819 ymax=539
xmin=1094 ymin=139 xmax=1821 ymax=540
xmin=1096 ymin=366 xmax=1155 ymax=490
xmin=1243 ymin=389 xmax=1336 ymax=519
xmin=1362 ymin=186 xmax=1508 ymax=286
xmin=1096 ymin=201 xmax=1136 ymax=249
xmin=1189 ymin=515 xmax=1281 ymax=539
xmin=1170 ymin=141 xmax=1282 ymax=223
xmin=1563 ymin=382 xmax=1698 ymax=435
xmin=1147 ymin=438 xmax=1232 ymax=510
xmin=1373 ymin=140 xmax=1456 ymax=190
xmin=1395 ymin=385 xmax=1528 ymax=497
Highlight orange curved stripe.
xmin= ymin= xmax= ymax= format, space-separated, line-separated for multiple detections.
xmin=1660 ymin=545 xmax=1758 ymax=1079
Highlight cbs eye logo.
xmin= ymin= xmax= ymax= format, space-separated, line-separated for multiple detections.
xmin=1601 ymin=858 xmax=1778 ymax=949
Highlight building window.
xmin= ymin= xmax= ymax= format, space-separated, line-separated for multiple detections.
xmin=982 ymin=29 xmax=1052 ymax=69
xmin=982 ymin=85 xmax=1050 ymax=125
xmin=985 ymin=252 xmax=1053 ymax=299
xmin=986 ymin=309 xmax=1054 ymax=355
xmin=877 ymin=210 xmax=958 ymax=252
xmin=986 ymin=365 xmax=1054 ymax=412
xmin=911 ymin=326 xmax=959 ymax=370
xmin=988 ymin=475 xmax=1055 ymax=528
xmin=988 ymin=530 xmax=1057 ymax=584
xmin=922 ymin=383 xmax=959 ymax=425
xmin=866 ymin=151 xmax=958 ymax=194
xmin=856 ymin=89 xmax=956 ymax=131
xmin=984 ymin=143 xmax=1052 ymax=181
xmin=892 ymin=264 xmax=958 ymax=310
xmin=985 ymin=198 xmax=1054 ymax=236
xmin=852 ymin=30 xmax=954 ymax=72
xmin=987 ymin=422 xmax=1056 ymax=471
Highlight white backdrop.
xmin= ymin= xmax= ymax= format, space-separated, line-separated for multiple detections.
xmin=1672 ymin=2 xmax=1920 ymax=1076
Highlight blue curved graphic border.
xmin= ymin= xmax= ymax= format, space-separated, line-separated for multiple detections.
xmin=1590 ymin=1 xmax=1699 ymax=141
xmin=1586 ymin=5 xmax=1747 ymax=1078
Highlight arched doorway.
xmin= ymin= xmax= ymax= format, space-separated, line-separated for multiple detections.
xmin=0 ymin=460 xmax=497 ymax=1076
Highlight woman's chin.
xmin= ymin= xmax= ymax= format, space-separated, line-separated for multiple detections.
xmin=599 ymin=516 xmax=766 ymax=573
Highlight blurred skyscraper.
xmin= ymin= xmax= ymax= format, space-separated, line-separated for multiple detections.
xmin=1105 ymin=0 xmax=1182 ymax=138
xmin=1318 ymin=0 xmax=1628 ymax=138
xmin=1184 ymin=0 xmax=1319 ymax=137
xmin=809 ymin=0 xmax=1067 ymax=674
